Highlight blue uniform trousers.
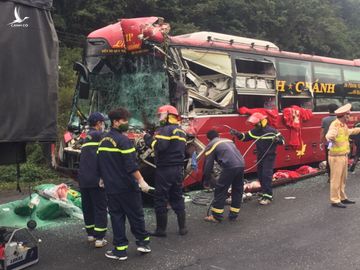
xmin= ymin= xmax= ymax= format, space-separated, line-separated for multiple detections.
xmin=257 ymin=154 xmax=276 ymax=198
xmin=107 ymin=192 xmax=149 ymax=249
xmin=212 ymin=167 xmax=244 ymax=220
xmin=81 ymin=187 xmax=108 ymax=239
xmin=154 ymin=165 xmax=185 ymax=215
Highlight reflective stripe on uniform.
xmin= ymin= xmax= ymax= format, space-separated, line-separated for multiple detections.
xmin=81 ymin=142 xmax=99 ymax=148
xmin=205 ymin=139 xmax=233 ymax=156
xmin=94 ymin=227 xmax=107 ymax=232
xmin=173 ymin=128 xmax=187 ymax=136
xmin=248 ymin=131 xmax=277 ymax=140
xmin=116 ymin=245 xmax=128 ymax=251
xmin=97 ymin=147 xmax=136 ymax=154
xmin=154 ymin=134 xmax=186 ymax=142
xmin=151 ymin=140 xmax=157 ymax=149
xmin=229 ymin=207 xmax=240 ymax=213
xmin=85 ymin=224 xmax=95 ymax=229
xmin=211 ymin=207 xmax=224 ymax=214
xmin=144 ymin=237 xmax=150 ymax=241
xmin=262 ymin=194 xmax=273 ymax=199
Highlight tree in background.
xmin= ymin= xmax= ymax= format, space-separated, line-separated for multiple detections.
xmin=53 ymin=0 xmax=360 ymax=59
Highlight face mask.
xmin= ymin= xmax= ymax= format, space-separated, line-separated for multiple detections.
xmin=118 ymin=123 xmax=129 ymax=132
xmin=159 ymin=120 xmax=167 ymax=126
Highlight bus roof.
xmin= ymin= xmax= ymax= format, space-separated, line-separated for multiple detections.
xmin=170 ymin=32 xmax=360 ymax=67
xmin=86 ymin=16 xmax=360 ymax=67
xmin=175 ymin=32 xmax=279 ymax=50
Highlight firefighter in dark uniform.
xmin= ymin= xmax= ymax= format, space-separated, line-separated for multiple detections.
xmin=231 ymin=113 xmax=285 ymax=205
xmin=97 ymin=107 xmax=152 ymax=261
xmin=78 ymin=112 xmax=108 ymax=248
xmin=203 ymin=130 xmax=245 ymax=223
xmin=144 ymin=105 xmax=188 ymax=236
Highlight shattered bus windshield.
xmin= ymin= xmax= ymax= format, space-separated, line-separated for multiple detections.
xmin=79 ymin=54 xmax=169 ymax=128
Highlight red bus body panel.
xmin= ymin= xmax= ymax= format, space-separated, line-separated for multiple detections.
xmin=82 ymin=17 xmax=360 ymax=188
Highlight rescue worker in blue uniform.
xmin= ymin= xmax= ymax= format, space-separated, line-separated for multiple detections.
xmin=231 ymin=113 xmax=285 ymax=205
xmin=97 ymin=107 xmax=152 ymax=261
xmin=144 ymin=105 xmax=188 ymax=236
xmin=203 ymin=130 xmax=245 ymax=223
xmin=78 ymin=112 xmax=108 ymax=248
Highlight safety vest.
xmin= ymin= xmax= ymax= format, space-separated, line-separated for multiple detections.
xmin=328 ymin=119 xmax=350 ymax=156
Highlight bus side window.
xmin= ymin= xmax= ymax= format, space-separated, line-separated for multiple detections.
xmin=279 ymin=98 xmax=314 ymax=111
xmin=314 ymin=98 xmax=342 ymax=112
xmin=238 ymin=95 xmax=276 ymax=109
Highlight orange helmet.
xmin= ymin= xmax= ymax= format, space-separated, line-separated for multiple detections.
xmin=247 ymin=112 xmax=267 ymax=125
xmin=157 ymin=105 xmax=179 ymax=116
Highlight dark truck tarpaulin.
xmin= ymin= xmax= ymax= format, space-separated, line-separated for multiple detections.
xmin=0 ymin=0 xmax=58 ymax=143
xmin=0 ymin=0 xmax=58 ymax=164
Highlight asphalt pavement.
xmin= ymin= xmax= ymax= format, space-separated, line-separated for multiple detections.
xmin=12 ymin=171 xmax=360 ymax=270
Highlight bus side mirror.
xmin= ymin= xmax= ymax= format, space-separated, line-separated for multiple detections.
xmin=78 ymin=76 xmax=90 ymax=99
xmin=73 ymin=62 xmax=90 ymax=99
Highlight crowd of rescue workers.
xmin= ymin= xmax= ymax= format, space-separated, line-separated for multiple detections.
xmin=78 ymin=103 xmax=360 ymax=261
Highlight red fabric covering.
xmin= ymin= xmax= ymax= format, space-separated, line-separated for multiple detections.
xmin=282 ymin=105 xmax=312 ymax=146
xmin=273 ymin=170 xmax=301 ymax=179
xmin=296 ymin=165 xmax=318 ymax=175
xmin=238 ymin=107 xmax=279 ymax=128
xmin=272 ymin=165 xmax=318 ymax=180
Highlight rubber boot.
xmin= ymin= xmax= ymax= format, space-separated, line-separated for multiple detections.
xmin=151 ymin=213 xmax=167 ymax=237
xmin=177 ymin=211 xmax=188 ymax=236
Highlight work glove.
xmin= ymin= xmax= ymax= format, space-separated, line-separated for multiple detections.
xmin=229 ymin=128 xmax=238 ymax=136
xmin=99 ymin=178 xmax=105 ymax=188
xmin=138 ymin=178 xmax=154 ymax=193
xmin=230 ymin=129 xmax=243 ymax=139
xmin=272 ymin=136 xmax=280 ymax=143
xmin=272 ymin=134 xmax=285 ymax=145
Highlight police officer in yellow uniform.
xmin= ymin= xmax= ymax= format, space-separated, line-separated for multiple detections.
xmin=326 ymin=103 xmax=360 ymax=208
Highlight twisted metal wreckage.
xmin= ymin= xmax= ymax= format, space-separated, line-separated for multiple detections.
xmin=60 ymin=17 xmax=360 ymax=188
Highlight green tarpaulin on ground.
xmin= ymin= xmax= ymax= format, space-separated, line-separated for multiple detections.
xmin=0 ymin=184 xmax=83 ymax=229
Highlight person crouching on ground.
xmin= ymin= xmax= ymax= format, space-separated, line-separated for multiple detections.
xmin=203 ymin=130 xmax=245 ymax=223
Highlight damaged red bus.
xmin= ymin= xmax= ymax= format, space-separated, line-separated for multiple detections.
xmin=59 ymin=16 xmax=360 ymax=187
